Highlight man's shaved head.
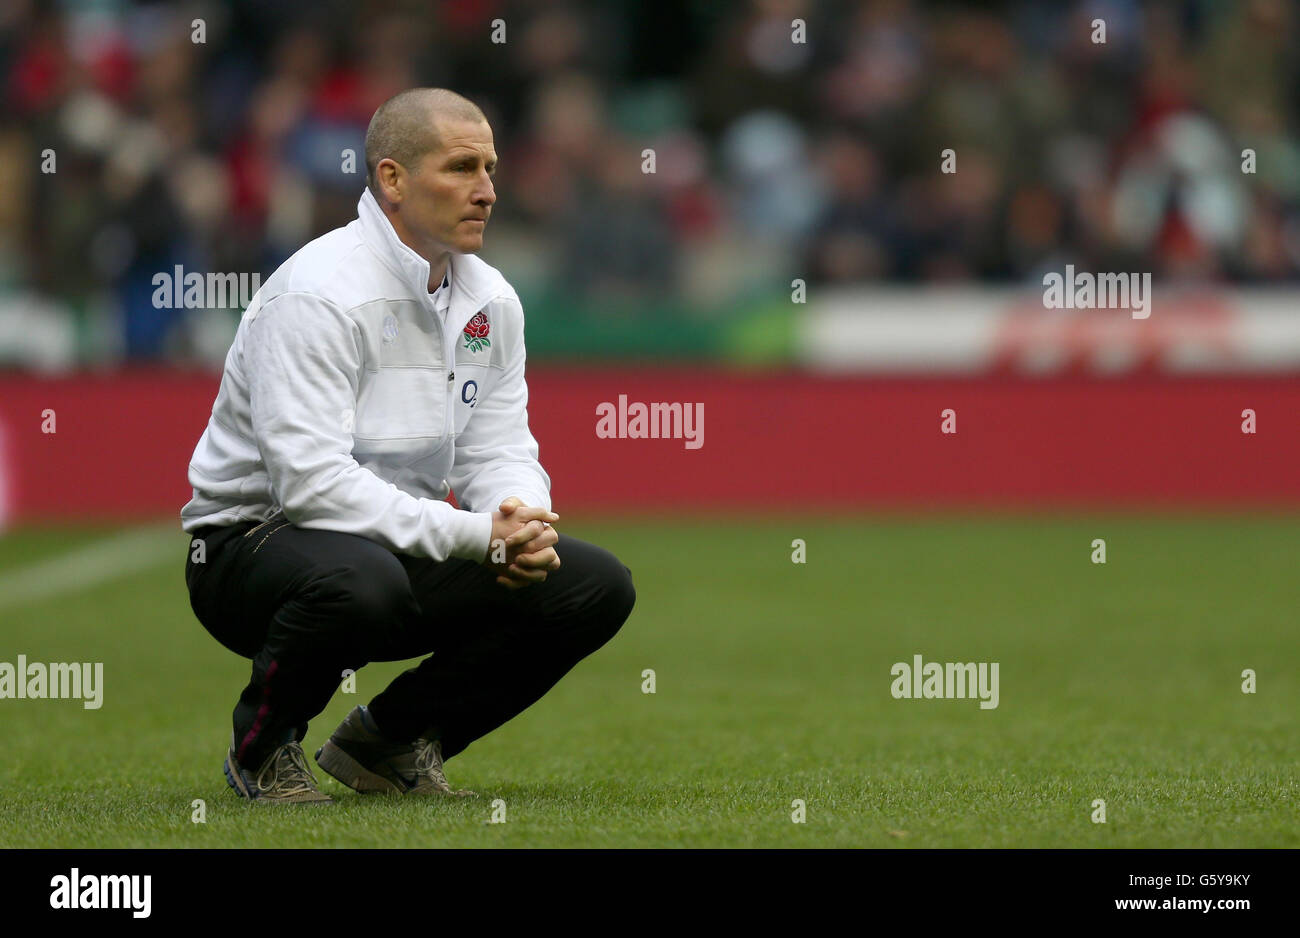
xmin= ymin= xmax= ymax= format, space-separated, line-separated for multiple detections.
xmin=365 ymin=88 xmax=487 ymax=196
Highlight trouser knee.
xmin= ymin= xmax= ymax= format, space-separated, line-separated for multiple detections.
xmin=568 ymin=556 xmax=635 ymax=651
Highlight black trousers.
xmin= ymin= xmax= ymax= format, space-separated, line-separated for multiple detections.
xmin=184 ymin=517 xmax=635 ymax=768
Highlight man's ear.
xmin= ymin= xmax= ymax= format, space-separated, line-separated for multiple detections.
xmin=376 ymin=159 xmax=404 ymax=202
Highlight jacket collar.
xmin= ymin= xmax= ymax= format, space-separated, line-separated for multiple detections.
xmin=355 ymin=188 xmax=503 ymax=332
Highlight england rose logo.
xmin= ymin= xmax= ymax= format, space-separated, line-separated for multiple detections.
xmin=463 ymin=311 xmax=491 ymax=353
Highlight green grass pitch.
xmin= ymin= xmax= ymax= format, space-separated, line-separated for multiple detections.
xmin=0 ymin=514 xmax=1296 ymax=848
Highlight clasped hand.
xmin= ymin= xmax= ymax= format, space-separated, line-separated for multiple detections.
xmin=484 ymin=497 xmax=561 ymax=589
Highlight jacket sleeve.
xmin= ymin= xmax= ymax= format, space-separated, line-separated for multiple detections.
xmin=246 ymin=291 xmax=492 ymax=561
xmin=447 ymin=299 xmax=552 ymax=514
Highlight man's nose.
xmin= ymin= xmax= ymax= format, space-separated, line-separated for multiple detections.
xmin=474 ymin=172 xmax=496 ymax=205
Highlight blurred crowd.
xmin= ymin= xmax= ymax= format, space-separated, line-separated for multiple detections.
xmin=0 ymin=0 xmax=1298 ymax=365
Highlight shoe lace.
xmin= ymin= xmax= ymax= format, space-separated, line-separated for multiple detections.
xmin=412 ymin=738 xmax=451 ymax=789
xmin=257 ymin=741 xmax=321 ymax=796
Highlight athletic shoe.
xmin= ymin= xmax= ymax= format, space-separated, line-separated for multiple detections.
xmin=224 ymin=735 xmax=334 ymax=804
xmin=315 ymin=705 xmax=475 ymax=797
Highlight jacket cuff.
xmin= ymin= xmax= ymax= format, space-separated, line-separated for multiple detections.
xmin=483 ymin=489 xmax=552 ymax=515
xmin=449 ymin=510 xmax=494 ymax=562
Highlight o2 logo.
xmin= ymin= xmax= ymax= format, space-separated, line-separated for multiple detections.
xmin=461 ymin=379 xmax=478 ymax=408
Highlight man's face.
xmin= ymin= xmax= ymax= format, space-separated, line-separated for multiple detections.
xmin=398 ymin=118 xmax=497 ymax=258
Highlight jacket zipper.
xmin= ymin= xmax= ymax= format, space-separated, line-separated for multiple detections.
xmin=428 ymin=295 xmax=455 ymax=445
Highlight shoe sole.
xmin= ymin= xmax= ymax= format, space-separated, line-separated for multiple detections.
xmin=315 ymin=739 xmax=405 ymax=794
xmin=224 ymin=752 xmax=255 ymax=799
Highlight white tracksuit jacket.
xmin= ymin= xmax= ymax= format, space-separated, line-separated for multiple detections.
xmin=179 ymin=188 xmax=551 ymax=562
